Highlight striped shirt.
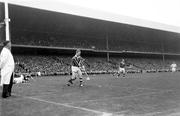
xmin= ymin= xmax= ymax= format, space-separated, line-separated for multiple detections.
xmin=71 ymin=56 xmax=83 ymax=67
xmin=120 ymin=61 xmax=125 ymax=68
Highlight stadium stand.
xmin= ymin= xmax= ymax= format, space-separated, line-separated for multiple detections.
xmin=12 ymin=33 xmax=180 ymax=54
xmin=14 ymin=55 xmax=180 ymax=76
xmin=4 ymin=3 xmax=180 ymax=77
xmin=11 ymin=32 xmax=106 ymax=50
xmin=108 ymin=40 xmax=162 ymax=52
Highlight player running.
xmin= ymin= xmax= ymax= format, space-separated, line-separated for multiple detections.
xmin=67 ymin=49 xmax=84 ymax=87
xmin=113 ymin=59 xmax=126 ymax=78
xmin=170 ymin=62 xmax=177 ymax=72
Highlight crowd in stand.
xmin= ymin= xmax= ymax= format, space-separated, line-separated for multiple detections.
xmin=12 ymin=33 xmax=180 ymax=53
xmin=12 ymin=34 xmax=106 ymax=50
xmin=14 ymin=55 xmax=180 ymax=76
xmin=108 ymin=40 xmax=162 ymax=53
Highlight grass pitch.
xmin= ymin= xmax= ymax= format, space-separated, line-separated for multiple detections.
xmin=1 ymin=72 xmax=180 ymax=116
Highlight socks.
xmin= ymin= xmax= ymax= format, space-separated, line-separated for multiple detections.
xmin=79 ymin=78 xmax=83 ymax=85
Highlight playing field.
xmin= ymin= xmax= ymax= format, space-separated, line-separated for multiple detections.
xmin=1 ymin=72 xmax=180 ymax=116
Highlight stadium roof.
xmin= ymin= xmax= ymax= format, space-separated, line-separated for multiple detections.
xmin=0 ymin=1 xmax=180 ymax=55
xmin=7 ymin=3 xmax=180 ymax=42
xmin=0 ymin=1 xmax=180 ymax=47
xmin=4 ymin=0 xmax=180 ymax=33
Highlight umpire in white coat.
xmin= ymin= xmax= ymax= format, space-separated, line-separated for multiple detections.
xmin=0 ymin=41 xmax=15 ymax=98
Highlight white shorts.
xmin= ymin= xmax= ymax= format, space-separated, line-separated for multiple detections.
xmin=118 ymin=67 xmax=125 ymax=73
xmin=14 ymin=75 xmax=24 ymax=84
xmin=172 ymin=68 xmax=176 ymax=72
xmin=71 ymin=66 xmax=82 ymax=78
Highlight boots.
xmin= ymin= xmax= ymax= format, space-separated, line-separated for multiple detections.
xmin=2 ymin=74 xmax=13 ymax=98
xmin=2 ymin=84 xmax=9 ymax=98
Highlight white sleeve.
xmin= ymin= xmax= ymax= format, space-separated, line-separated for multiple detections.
xmin=0 ymin=49 xmax=8 ymax=69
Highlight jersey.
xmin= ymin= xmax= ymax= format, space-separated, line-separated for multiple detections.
xmin=71 ymin=55 xmax=83 ymax=67
xmin=119 ymin=61 xmax=125 ymax=68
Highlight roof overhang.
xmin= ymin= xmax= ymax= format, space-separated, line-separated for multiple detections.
xmin=2 ymin=0 xmax=180 ymax=33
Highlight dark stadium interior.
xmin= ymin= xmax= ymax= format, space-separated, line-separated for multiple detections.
xmin=8 ymin=4 xmax=180 ymax=53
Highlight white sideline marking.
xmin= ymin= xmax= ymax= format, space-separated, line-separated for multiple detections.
xmin=131 ymin=108 xmax=180 ymax=116
xmin=66 ymin=89 xmax=173 ymax=105
xmin=23 ymin=95 xmax=110 ymax=115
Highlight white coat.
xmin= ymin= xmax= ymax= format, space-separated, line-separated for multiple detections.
xmin=0 ymin=47 xmax=15 ymax=86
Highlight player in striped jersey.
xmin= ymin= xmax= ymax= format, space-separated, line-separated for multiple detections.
xmin=112 ymin=59 xmax=126 ymax=78
xmin=67 ymin=49 xmax=84 ymax=87
xmin=117 ymin=59 xmax=126 ymax=78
